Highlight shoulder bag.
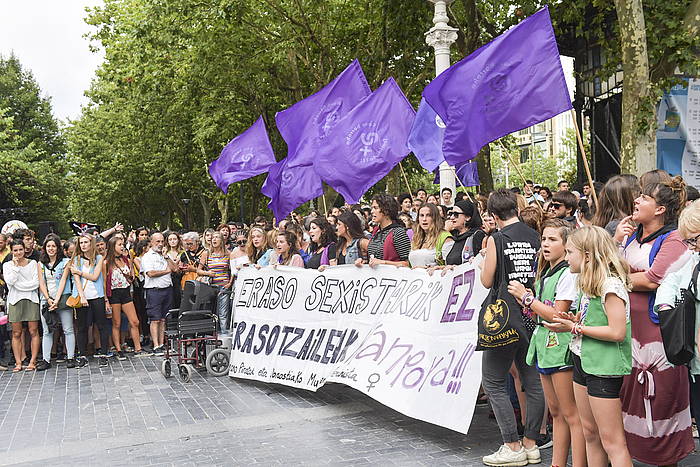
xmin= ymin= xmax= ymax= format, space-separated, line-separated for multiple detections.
xmin=659 ymin=261 xmax=699 ymax=365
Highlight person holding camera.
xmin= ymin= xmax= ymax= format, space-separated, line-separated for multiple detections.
xmin=140 ymin=232 xmax=178 ymax=356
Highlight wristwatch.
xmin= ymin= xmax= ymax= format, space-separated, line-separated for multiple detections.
xmin=522 ymin=293 xmax=535 ymax=307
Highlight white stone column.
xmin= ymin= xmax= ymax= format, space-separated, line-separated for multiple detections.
xmin=426 ymin=0 xmax=458 ymax=200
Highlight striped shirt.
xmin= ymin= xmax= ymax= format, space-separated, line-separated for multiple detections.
xmin=368 ymin=223 xmax=411 ymax=261
xmin=206 ymin=251 xmax=230 ymax=286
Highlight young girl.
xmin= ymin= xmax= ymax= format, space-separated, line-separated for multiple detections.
xmin=271 ymin=231 xmax=304 ymax=267
xmin=546 ymin=226 xmax=633 ymax=466
xmin=508 ymin=219 xmax=586 ymax=467
xmin=70 ymin=233 xmax=111 ymax=367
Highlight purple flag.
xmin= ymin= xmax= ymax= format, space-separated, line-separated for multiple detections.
xmin=208 ymin=116 xmax=276 ymax=193
xmin=313 ymin=78 xmax=416 ymax=204
xmin=407 ymin=98 xmax=446 ymax=172
xmin=261 ymin=158 xmax=324 ymax=221
xmin=422 ymin=6 xmax=572 ymax=166
xmin=276 ymin=59 xmax=371 ymax=167
xmin=433 ymin=160 xmax=480 ymax=187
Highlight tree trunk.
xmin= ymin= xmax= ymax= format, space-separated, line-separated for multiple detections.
xmin=217 ymin=196 xmax=229 ymax=224
xmin=476 ymin=146 xmax=493 ymax=193
xmin=198 ymin=194 xmax=211 ymax=230
xmin=614 ymin=0 xmax=656 ymax=175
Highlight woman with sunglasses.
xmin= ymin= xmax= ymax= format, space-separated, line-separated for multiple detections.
xmin=444 ymin=200 xmax=485 ymax=265
xmin=614 ymin=178 xmax=694 ymax=465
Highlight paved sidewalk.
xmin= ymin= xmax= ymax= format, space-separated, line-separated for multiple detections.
xmin=0 ymin=356 xmax=697 ymax=466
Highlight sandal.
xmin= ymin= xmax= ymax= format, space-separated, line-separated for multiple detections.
xmin=24 ymin=364 xmax=36 ymax=371
xmin=12 ymin=365 xmax=23 ymax=373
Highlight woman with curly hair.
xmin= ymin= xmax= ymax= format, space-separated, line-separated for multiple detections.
xmin=365 ymin=194 xmax=410 ymax=268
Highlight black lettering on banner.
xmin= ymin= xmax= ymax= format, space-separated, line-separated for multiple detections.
xmin=282 ymin=278 xmax=297 ymax=309
xmin=280 ymin=327 xmax=304 ymax=357
xmin=319 ymin=278 xmax=339 ymax=313
xmin=370 ymin=279 xmax=397 ymax=314
xmin=337 ymin=329 xmax=360 ymax=362
xmin=240 ymin=323 xmax=257 ymax=353
xmin=253 ymin=324 xmax=269 ymax=354
xmin=321 ymin=329 xmax=341 ymax=364
xmin=233 ymin=321 xmax=247 ymax=349
xmin=278 ymin=326 xmax=294 ymax=355
xmin=330 ymin=280 xmax=355 ymax=314
xmin=356 ymin=278 xmax=376 ymax=314
xmin=305 ymin=276 xmax=325 ymax=310
xmin=246 ymin=278 xmax=265 ymax=307
xmin=236 ymin=279 xmax=254 ymax=306
xmin=258 ymin=279 xmax=274 ymax=308
xmin=310 ymin=328 xmax=327 ymax=361
xmin=265 ymin=325 xmax=280 ymax=355
xmin=382 ymin=279 xmax=408 ymax=314
xmin=296 ymin=329 xmax=315 ymax=360
xmin=270 ymin=276 xmax=285 ymax=308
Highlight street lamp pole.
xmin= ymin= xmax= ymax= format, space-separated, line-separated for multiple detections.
xmin=426 ymin=0 xmax=458 ymax=199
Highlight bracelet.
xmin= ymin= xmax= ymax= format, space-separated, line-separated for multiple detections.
xmin=571 ymin=322 xmax=584 ymax=336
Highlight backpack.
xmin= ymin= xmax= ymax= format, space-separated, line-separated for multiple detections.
xmin=659 ymin=262 xmax=699 ymax=366
xmin=625 ymin=231 xmax=673 ymax=324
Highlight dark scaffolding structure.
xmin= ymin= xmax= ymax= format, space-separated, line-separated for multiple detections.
xmin=556 ymin=8 xmax=623 ymax=183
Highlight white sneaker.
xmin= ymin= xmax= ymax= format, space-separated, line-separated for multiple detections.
xmin=483 ymin=444 xmax=528 ymax=466
xmin=524 ymin=444 xmax=541 ymax=464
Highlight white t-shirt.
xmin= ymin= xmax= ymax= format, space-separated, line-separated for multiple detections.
xmin=541 ymin=269 xmax=577 ymax=304
xmin=570 ymin=276 xmax=629 ymax=356
xmin=141 ymin=249 xmax=172 ymax=289
xmin=81 ymin=262 xmax=99 ymax=300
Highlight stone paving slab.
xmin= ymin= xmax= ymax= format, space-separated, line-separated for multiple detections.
xmin=0 ymin=356 xmax=698 ymax=466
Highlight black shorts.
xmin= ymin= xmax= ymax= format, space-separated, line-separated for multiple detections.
xmin=109 ymin=287 xmax=133 ymax=305
xmin=572 ymin=353 xmax=623 ymax=399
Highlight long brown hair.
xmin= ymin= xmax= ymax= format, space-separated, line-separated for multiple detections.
xmin=592 ymin=175 xmax=636 ymax=228
xmin=277 ymin=231 xmax=300 ymax=265
xmin=412 ymin=203 xmax=446 ymax=250
xmin=71 ymin=233 xmax=98 ymax=267
xmin=105 ymin=236 xmax=129 ymax=273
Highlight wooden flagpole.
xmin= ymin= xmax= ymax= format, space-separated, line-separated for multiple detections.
xmin=570 ymin=109 xmax=598 ymax=210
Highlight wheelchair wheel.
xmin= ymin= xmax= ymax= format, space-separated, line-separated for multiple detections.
xmin=206 ymin=348 xmax=230 ymax=377
xmin=161 ymin=359 xmax=172 ymax=378
xmin=178 ymin=363 xmax=193 ymax=383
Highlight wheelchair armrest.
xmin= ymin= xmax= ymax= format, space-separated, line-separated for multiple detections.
xmin=165 ymin=308 xmax=180 ymax=319
xmin=180 ymin=309 xmax=214 ymax=319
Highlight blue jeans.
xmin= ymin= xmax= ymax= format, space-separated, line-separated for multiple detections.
xmin=40 ymin=304 xmax=76 ymax=361
xmin=215 ymin=286 xmax=232 ymax=336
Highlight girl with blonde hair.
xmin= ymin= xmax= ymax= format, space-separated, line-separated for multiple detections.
xmin=245 ymin=226 xmax=273 ymax=265
xmin=547 ymin=226 xmax=633 ymax=466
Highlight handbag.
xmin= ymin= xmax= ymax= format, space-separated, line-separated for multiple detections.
xmin=66 ymin=259 xmax=88 ymax=309
xmin=659 ymin=262 xmax=699 ymax=365
xmin=476 ymin=232 xmax=535 ymax=350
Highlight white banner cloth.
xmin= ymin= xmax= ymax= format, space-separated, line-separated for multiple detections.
xmin=229 ymin=262 xmax=488 ymax=434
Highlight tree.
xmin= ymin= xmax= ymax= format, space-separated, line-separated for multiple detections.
xmin=556 ymin=0 xmax=700 ymax=175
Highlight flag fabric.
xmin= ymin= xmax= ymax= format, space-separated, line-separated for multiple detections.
xmin=208 ymin=116 xmax=276 ymax=193
xmin=433 ymin=160 xmax=480 ymax=187
xmin=69 ymin=221 xmax=101 ymax=236
xmin=276 ymin=59 xmax=371 ymax=167
xmin=422 ymin=6 xmax=572 ymax=166
xmin=407 ymin=98 xmax=446 ymax=172
xmin=261 ymin=158 xmax=324 ymax=222
xmin=313 ymin=78 xmax=416 ymax=204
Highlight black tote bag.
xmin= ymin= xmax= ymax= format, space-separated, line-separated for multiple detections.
xmin=659 ymin=262 xmax=699 ymax=366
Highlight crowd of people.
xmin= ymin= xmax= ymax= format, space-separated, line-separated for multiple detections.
xmin=1 ymin=168 xmax=699 ymax=466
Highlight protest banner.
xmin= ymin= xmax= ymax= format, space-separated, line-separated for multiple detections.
xmin=229 ymin=262 xmax=489 ymax=434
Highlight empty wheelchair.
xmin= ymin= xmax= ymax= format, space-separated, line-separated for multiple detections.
xmin=160 ymin=280 xmax=232 ymax=383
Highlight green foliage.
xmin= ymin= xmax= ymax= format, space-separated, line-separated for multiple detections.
xmin=0 ymin=55 xmax=67 ymax=230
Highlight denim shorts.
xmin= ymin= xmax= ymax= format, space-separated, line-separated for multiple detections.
xmin=572 ymin=354 xmax=623 ymax=399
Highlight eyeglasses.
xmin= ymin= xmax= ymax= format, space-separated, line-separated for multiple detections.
xmin=683 ymin=233 xmax=700 ymax=248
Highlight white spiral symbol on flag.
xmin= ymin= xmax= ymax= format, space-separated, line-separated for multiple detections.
xmin=240 ymin=152 xmax=254 ymax=163
xmin=282 ymin=172 xmax=294 ymax=185
xmin=435 ymin=115 xmax=446 ymax=129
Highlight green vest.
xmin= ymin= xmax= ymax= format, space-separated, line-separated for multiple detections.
xmin=435 ymin=231 xmax=452 ymax=266
xmin=526 ymin=266 xmax=572 ymax=368
xmin=579 ymin=295 xmax=632 ymax=376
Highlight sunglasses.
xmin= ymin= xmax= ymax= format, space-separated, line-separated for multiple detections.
xmin=447 ymin=211 xmax=464 ymax=219
xmin=236 ymin=240 xmax=247 ymax=246
xmin=549 ymin=202 xmax=563 ymax=210
xmin=683 ymin=233 xmax=700 ymax=248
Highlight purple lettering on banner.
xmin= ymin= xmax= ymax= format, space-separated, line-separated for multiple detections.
xmin=440 ymin=274 xmax=464 ymax=322
xmin=455 ymin=269 xmax=476 ymax=321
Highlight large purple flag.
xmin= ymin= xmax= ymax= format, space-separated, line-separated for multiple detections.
xmin=422 ymin=6 xmax=571 ymax=166
xmin=261 ymin=158 xmax=324 ymax=221
xmin=208 ymin=116 xmax=276 ymax=193
xmin=313 ymin=78 xmax=416 ymax=204
xmin=276 ymin=59 xmax=371 ymax=167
